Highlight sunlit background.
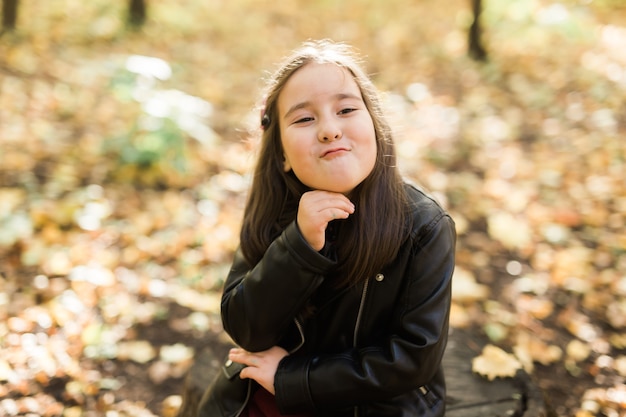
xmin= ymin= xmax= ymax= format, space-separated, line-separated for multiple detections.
xmin=0 ymin=0 xmax=625 ymax=416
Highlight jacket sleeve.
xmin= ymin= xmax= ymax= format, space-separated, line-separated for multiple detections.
xmin=274 ymin=208 xmax=456 ymax=414
xmin=221 ymin=221 xmax=335 ymax=352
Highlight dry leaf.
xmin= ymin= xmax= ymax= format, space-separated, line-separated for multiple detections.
xmin=515 ymin=294 xmax=554 ymax=320
xmin=487 ymin=211 xmax=532 ymax=251
xmin=117 ymin=341 xmax=157 ymax=364
xmin=451 ymin=267 xmax=489 ymax=304
xmin=0 ymin=2 xmax=624 ymax=416
xmin=449 ymin=302 xmax=472 ymax=329
xmin=159 ymin=344 xmax=194 ymax=364
xmin=162 ymin=395 xmax=183 ymax=417
xmin=567 ymin=340 xmax=592 ymax=362
xmin=614 ymin=356 xmax=626 ymax=377
xmin=472 ymin=344 xmax=523 ymax=381
xmin=515 ymin=331 xmax=563 ymax=366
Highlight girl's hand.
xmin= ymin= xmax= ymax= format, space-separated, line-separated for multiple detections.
xmin=297 ymin=190 xmax=355 ymax=251
xmin=229 ymin=346 xmax=289 ymax=395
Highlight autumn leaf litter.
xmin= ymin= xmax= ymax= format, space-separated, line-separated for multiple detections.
xmin=0 ymin=1 xmax=625 ymax=416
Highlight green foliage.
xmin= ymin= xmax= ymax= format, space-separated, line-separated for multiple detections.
xmin=483 ymin=0 xmax=596 ymax=45
xmin=102 ymin=61 xmax=210 ymax=187
xmin=106 ymin=119 xmax=185 ymax=169
xmin=1 ymin=1 xmax=624 ymax=415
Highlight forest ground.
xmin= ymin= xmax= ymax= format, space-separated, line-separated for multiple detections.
xmin=1 ymin=1 xmax=625 ymax=416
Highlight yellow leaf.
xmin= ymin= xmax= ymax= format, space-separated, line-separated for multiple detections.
xmin=162 ymin=395 xmax=183 ymax=417
xmin=449 ymin=302 xmax=472 ymax=329
xmin=515 ymin=331 xmax=563 ymax=366
xmin=487 ymin=212 xmax=532 ymax=251
xmin=566 ymin=339 xmax=591 ymax=362
xmin=451 ymin=267 xmax=489 ymax=304
xmin=117 ymin=340 xmax=157 ymax=364
xmin=472 ymin=344 xmax=522 ymax=381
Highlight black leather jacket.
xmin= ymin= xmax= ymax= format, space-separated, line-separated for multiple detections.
xmin=199 ymin=185 xmax=456 ymax=417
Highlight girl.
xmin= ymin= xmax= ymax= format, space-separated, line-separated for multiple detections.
xmin=198 ymin=40 xmax=456 ymax=417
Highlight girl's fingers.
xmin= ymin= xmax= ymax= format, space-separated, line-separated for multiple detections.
xmin=322 ymin=196 xmax=355 ymax=215
xmin=327 ymin=208 xmax=349 ymax=221
xmin=228 ymin=346 xmax=287 ymax=395
xmin=229 ymin=348 xmax=259 ymax=366
xmin=297 ymin=191 xmax=356 ymax=250
xmin=302 ymin=191 xmax=355 ymax=213
xmin=301 ymin=194 xmax=355 ymax=222
xmin=239 ymin=365 xmax=255 ymax=380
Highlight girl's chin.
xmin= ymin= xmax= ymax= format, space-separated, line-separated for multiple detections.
xmin=309 ymin=183 xmax=358 ymax=195
xmin=299 ymin=174 xmax=368 ymax=194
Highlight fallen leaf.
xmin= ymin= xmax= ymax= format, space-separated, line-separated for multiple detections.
xmin=449 ymin=302 xmax=472 ymax=329
xmin=487 ymin=211 xmax=532 ymax=251
xmin=451 ymin=267 xmax=489 ymax=304
xmin=162 ymin=395 xmax=183 ymax=417
xmin=615 ymin=356 xmax=626 ymax=377
xmin=567 ymin=339 xmax=592 ymax=362
xmin=515 ymin=331 xmax=563 ymax=366
xmin=117 ymin=341 xmax=157 ymax=364
xmin=472 ymin=344 xmax=523 ymax=381
xmin=159 ymin=343 xmax=194 ymax=364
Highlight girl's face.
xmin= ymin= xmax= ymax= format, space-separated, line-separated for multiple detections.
xmin=277 ymin=63 xmax=377 ymax=195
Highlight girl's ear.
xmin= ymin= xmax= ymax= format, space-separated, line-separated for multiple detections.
xmin=283 ymin=156 xmax=292 ymax=172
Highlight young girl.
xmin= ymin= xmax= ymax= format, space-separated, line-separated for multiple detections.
xmin=198 ymin=40 xmax=456 ymax=417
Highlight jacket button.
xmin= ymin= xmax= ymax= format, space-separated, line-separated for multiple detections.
xmin=375 ymin=273 xmax=384 ymax=282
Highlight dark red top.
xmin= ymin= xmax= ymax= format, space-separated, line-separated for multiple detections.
xmin=242 ymin=386 xmax=313 ymax=417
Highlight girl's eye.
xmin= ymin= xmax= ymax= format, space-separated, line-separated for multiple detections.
xmin=294 ymin=117 xmax=314 ymax=124
xmin=339 ymin=108 xmax=357 ymax=115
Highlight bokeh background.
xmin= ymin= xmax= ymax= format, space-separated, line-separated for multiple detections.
xmin=1 ymin=0 xmax=625 ymax=416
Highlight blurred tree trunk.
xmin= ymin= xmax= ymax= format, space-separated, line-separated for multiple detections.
xmin=3 ymin=0 xmax=147 ymax=31
xmin=468 ymin=0 xmax=487 ymax=61
xmin=128 ymin=0 xmax=146 ymax=27
xmin=2 ymin=0 xmax=19 ymax=31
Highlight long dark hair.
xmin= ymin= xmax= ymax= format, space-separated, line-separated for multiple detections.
xmin=240 ymin=40 xmax=411 ymax=288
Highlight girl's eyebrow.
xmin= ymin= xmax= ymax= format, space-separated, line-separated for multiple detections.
xmin=283 ymin=93 xmax=362 ymax=120
xmin=283 ymin=101 xmax=311 ymax=120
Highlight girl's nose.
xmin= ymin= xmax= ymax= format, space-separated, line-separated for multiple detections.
xmin=318 ymin=120 xmax=342 ymax=142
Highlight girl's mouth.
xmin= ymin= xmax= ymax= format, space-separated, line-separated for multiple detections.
xmin=321 ymin=147 xmax=350 ymax=158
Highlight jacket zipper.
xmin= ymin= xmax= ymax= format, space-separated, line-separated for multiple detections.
xmin=234 ymin=318 xmax=306 ymax=417
xmin=291 ymin=317 xmax=306 ymax=353
xmin=352 ymin=277 xmax=371 ymax=417
xmin=353 ymin=278 xmax=370 ymax=346
xmin=350 ymin=277 xmax=430 ymax=416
